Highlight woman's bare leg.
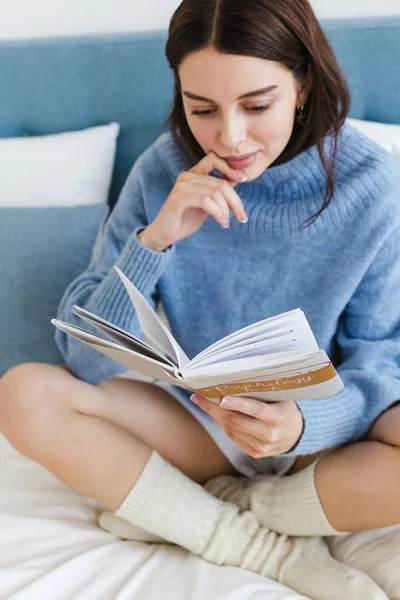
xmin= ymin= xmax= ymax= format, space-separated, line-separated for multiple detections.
xmin=207 ymin=400 xmax=400 ymax=536
xmin=78 ymin=375 xmax=241 ymax=482
xmin=311 ymin=404 xmax=400 ymax=532
xmin=279 ymin=403 xmax=400 ymax=532
xmin=0 ymin=363 xmax=237 ymax=512
xmin=2 ymin=363 xmax=399 ymax=533
xmin=72 ymin=372 xmax=400 ymax=532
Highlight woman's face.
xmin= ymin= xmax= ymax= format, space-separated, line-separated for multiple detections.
xmin=179 ymin=46 xmax=309 ymax=180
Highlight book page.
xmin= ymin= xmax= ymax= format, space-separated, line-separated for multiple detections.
xmin=188 ymin=333 xmax=313 ymax=367
xmin=193 ymin=321 xmax=302 ymax=360
xmin=188 ymin=324 xmax=316 ymax=368
xmin=115 ymin=267 xmax=190 ymax=369
xmin=190 ymin=309 xmax=307 ymax=364
xmin=189 ymin=312 xmax=318 ymax=370
xmin=51 ymin=319 xmax=179 ymax=384
xmin=71 ymin=305 xmax=176 ymax=367
xmin=182 ymin=348 xmax=322 ymax=379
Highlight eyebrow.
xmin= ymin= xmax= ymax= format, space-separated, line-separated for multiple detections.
xmin=182 ymin=85 xmax=279 ymax=103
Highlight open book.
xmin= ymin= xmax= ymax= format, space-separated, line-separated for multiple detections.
xmin=52 ymin=266 xmax=344 ymax=404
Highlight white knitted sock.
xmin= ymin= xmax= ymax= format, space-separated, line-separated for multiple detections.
xmin=100 ymin=451 xmax=386 ymax=600
xmin=98 ymin=511 xmax=167 ymax=544
xmin=205 ymin=458 xmax=348 ymax=537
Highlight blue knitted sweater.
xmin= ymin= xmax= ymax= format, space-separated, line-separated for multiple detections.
xmin=55 ymin=123 xmax=400 ymax=457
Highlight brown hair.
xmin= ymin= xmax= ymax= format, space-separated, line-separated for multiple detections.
xmin=164 ymin=0 xmax=351 ymax=227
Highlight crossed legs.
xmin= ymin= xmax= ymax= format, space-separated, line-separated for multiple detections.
xmin=0 ymin=363 xmax=399 ymax=532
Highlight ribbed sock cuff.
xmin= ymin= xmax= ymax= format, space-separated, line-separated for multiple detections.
xmin=115 ymin=450 xmax=165 ymax=522
xmin=112 ymin=449 xmax=237 ymax=557
xmin=300 ymin=459 xmax=341 ymax=535
xmin=253 ymin=457 xmax=349 ymax=536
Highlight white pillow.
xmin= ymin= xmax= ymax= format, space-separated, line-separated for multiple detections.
xmin=0 ymin=123 xmax=120 ymax=207
xmin=347 ymin=117 xmax=400 ymax=159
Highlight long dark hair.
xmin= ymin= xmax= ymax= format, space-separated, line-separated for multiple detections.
xmin=164 ymin=0 xmax=351 ymax=227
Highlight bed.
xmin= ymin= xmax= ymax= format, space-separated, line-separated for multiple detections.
xmin=1 ymin=15 xmax=400 ymax=600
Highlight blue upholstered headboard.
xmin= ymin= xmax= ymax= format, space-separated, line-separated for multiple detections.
xmin=1 ymin=16 xmax=399 ymax=207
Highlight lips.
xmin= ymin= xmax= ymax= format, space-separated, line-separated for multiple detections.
xmin=224 ymin=151 xmax=259 ymax=170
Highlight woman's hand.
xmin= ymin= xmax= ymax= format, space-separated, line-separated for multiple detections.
xmin=190 ymin=394 xmax=304 ymax=458
xmin=138 ymin=151 xmax=248 ymax=251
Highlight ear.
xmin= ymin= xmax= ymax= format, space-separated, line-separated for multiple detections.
xmin=298 ymin=65 xmax=312 ymax=105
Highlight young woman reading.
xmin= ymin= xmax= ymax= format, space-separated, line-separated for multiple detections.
xmin=1 ymin=1 xmax=399 ymax=598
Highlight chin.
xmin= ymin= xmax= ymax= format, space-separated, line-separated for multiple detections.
xmin=242 ymin=158 xmax=273 ymax=181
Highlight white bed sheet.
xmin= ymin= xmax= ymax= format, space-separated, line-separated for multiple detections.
xmin=0 ymin=432 xmax=306 ymax=600
xmin=1 ymin=429 xmax=399 ymax=600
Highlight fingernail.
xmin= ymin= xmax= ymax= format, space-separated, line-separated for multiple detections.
xmin=220 ymin=217 xmax=230 ymax=229
xmin=190 ymin=394 xmax=199 ymax=403
xmin=237 ymin=171 xmax=248 ymax=182
xmin=240 ymin=212 xmax=248 ymax=223
xmin=220 ymin=397 xmax=232 ymax=407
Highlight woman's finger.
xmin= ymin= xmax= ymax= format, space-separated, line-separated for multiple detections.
xmin=182 ymin=173 xmax=248 ymax=223
xmin=223 ymin=429 xmax=270 ymax=459
xmin=176 ymin=182 xmax=230 ymax=228
xmin=224 ymin=421 xmax=283 ymax=457
xmin=190 ymin=151 xmax=248 ymax=186
xmin=190 ymin=394 xmax=277 ymax=442
xmin=190 ymin=393 xmax=228 ymax=419
xmin=222 ymin=410 xmax=280 ymax=445
xmin=184 ymin=183 xmax=231 ymax=224
xmin=220 ymin=395 xmax=283 ymax=427
xmin=190 ymin=394 xmax=282 ymax=457
xmin=211 ymin=189 xmax=231 ymax=225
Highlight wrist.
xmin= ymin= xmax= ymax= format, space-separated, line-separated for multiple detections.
xmin=284 ymin=402 xmax=305 ymax=454
xmin=137 ymin=226 xmax=169 ymax=252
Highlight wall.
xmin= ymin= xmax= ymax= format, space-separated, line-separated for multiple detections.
xmin=0 ymin=0 xmax=399 ymax=41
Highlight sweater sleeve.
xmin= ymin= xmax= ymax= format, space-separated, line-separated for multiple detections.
xmin=54 ymin=154 xmax=175 ymax=384
xmin=284 ymin=220 xmax=400 ymax=456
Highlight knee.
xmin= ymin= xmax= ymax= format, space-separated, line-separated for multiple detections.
xmin=0 ymin=362 xmax=68 ymax=453
xmin=366 ymin=403 xmax=400 ymax=448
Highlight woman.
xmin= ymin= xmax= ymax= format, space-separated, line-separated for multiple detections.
xmin=1 ymin=0 xmax=399 ymax=598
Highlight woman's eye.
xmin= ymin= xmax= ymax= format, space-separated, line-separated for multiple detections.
xmin=246 ymin=105 xmax=271 ymax=113
xmin=191 ymin=105 xmax=271 ymax=117
xmin=191 ymin=109 xmax=216 ymax=116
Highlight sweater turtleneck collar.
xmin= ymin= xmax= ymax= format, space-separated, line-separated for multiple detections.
xmin=165 ymin=123 xmax=393 ymax=238
xmin=248 ymin=126 xmax=339 ymax=192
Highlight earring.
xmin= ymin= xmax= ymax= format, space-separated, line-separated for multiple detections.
xmin=295 ymin=103 xmax=306 ymax=126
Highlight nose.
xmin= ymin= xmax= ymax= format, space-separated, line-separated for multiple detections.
xmin=218 ymin=112 xmax=246 ymax=150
